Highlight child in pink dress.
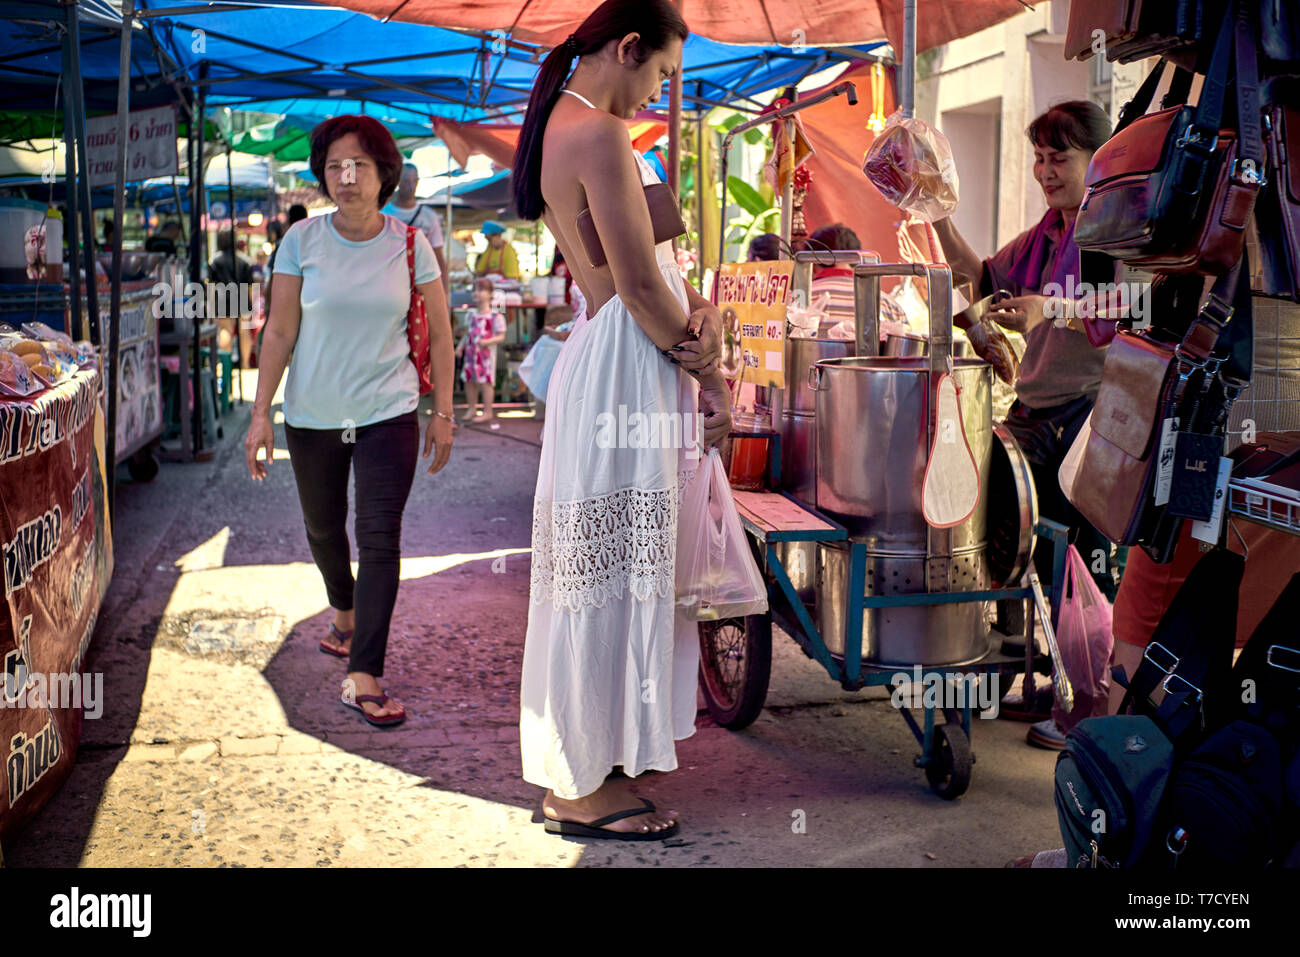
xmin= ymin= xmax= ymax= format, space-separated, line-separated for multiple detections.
xmin=456 ymin=277 xmax=507 ymax=424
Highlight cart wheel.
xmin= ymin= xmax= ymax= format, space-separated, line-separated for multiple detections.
xmin=127 ymin=449 xmax=160 ymax=483
xmin=925 ymin=723 xmax=972 ymax=800
xmin=698 ymin=614 xmax=771 ymax=730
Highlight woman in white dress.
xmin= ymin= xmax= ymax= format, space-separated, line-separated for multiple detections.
xmin=513 ymin=0 xmax=733 ymax=840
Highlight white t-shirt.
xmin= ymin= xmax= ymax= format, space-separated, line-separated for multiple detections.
xmin=273 ymin=213 xmax=440 ymax=430
xmin=382 ymin=201 xmax=444 ymax=253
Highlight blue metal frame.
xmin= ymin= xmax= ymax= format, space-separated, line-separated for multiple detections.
xmin=735 ymin=447 xmax=1070 ymax=775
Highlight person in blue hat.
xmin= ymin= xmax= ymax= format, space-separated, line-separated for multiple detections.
xmin=473 ymin=220 xmax=521 ymax=279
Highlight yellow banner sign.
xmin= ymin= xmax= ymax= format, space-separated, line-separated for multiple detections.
xmin=717 ymin=261 xmax=792 ymax=389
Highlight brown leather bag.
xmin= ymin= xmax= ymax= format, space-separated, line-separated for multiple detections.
xmin=1068 ymin=289 xmax=1235 ymax=544
xmin=1074 ymin=4 xmax=1263 ymax=276
xmin=575 ymin=183 xmax=686 ymax=269
xmin=1065 ymin=0 xmax=1143 ymax=61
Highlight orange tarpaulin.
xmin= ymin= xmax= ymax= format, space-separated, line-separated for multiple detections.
xmin=323 ymin=0 xmax=1040 ymax=55
xmin=794 ymin=60 xmax=932 ymax=269
xmin=433 ymin=117 xmax=667 ymax=169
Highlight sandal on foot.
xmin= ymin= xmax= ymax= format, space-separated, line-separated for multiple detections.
xmin=341 ymin=690 xmax=406 ymax=728
xmin=319 ymin=623 xmax=352 ymax=658
xmin=542 ymin=797 xmax=679 ymax=841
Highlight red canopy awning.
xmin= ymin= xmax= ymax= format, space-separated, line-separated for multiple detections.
xmin=322 ymin=0 xmax=1042 ymax=53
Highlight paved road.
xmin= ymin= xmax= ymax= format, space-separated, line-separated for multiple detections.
xmin=6 ymin=371 xmax=1063 ymax=867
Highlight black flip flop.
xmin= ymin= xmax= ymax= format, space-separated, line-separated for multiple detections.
xmin=543 ymin=797 xmax=679 ymax=841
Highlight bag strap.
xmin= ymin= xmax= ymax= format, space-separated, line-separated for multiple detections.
xmin=1119 ymin=548 xmax=1245 ymax=742
xmin=1115 ymin=58 xmax=1171 ymax=134
xmin=1179 ymin=1 xmax=1238 ymax=155
xmin=405 ymin=225 xmax=417 ymax=296
xmin=1233 ymin=572 xmax=1300 ymax=731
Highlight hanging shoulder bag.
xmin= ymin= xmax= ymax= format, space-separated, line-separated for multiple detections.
xmin=1073 ymin=0 xmax=1263 ymax=276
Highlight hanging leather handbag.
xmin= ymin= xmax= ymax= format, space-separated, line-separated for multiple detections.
xmin=1073 ymin=0 xmax=1263 ymax=276
xmin=1066 ymin=258 xmax=1250 ymax=547
xmin=1256 ymin=76 xmax=1300 ymax=300
xmin=1064 ymin=0 xmax=1209 ymax=67
xmin=1064 ymin=0 xmax=1144 ymax=62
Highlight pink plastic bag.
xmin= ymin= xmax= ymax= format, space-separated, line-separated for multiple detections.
xmin=1052 ymin=545 xmax=1115 ymax=732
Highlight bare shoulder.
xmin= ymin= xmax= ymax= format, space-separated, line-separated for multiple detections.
xmin=557 ymin=109 xmax=633 ymax=170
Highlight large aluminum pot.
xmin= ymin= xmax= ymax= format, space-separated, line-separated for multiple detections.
xmin=778 ymin=409 xmax=816 ymax=501
xmin=815 ymin=543 xmax=990 ymax=666
xmin=760 ymin=335 xmax=853 ymax=415
xmin=809 ymin=355 xmax=993 ymax=545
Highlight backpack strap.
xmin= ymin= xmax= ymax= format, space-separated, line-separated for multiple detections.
xmin=1119 ymin=548 xmax=1245 ymax=744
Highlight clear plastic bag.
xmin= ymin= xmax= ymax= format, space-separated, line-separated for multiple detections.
xmin=1051 ymin=545 xmax=1115 ymax=733
xmin=862 ymin=110 xmax=960 ymax=223
xmin=675 ymin=448 xmax=769 ymax=621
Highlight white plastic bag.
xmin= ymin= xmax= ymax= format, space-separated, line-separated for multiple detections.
xmin=676 ymin=449 xmax=769 ymax=620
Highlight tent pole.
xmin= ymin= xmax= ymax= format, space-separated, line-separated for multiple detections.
xmin=66 ymin=0 xmax=101 ymax=346
xmin=226 ymin=134 xmax=239 ymax=401
xmin=445 ymin=147 xmax=453 ymax=277
xmin=901 ymin=0 xmax=916 ymax=117
xmin=667 ymin=50 xmax=682 ymax=196
xmin=189 ymin=60 xmax=208 ymax=456
xmin=61 ymin=21 xmax=84 ymax=346
xmin=695 ymin=105 xmax=705 ymax=294
xmin=108 ymin=0 xmax=134 ymax=522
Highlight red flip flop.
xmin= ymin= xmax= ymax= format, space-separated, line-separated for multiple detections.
xmin=319 ymin=623 xmax=352 ymax=658
xmin=341 ymin=690 xmax=406 ymax=728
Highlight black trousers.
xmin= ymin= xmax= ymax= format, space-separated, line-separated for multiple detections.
xmin=284 ymin=410 xmax=419 ymax=676
xmin=1002 ymin=395 xmax=1118 ymax=601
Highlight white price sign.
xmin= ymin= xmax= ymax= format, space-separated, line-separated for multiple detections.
xmin=85 ymin=105 xmax=179 ymax=188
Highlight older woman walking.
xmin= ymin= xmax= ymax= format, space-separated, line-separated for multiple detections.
xmin=244 ymin=115 xmax=456 ymax=727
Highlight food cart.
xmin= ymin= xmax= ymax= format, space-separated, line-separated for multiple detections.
xmin=703 ymin=255 xmax=1072 ymax=798
xmin=700 ymin=8 xmax=1073 ymax=795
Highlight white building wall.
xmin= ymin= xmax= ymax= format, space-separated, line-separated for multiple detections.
xmin=914 ymin=0 xmax=1139 ymax=259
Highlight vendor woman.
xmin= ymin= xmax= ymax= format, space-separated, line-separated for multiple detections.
xmin=934 ymin=100 xmax=1118 ymax=599
xmin=474 ymin=220 xmax=522 ymax=280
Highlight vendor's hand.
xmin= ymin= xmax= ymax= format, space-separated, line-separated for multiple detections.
xmin=697 ymin=374 xmax=733 ymax=449
xmin=423 ymin=413 xmax=454 ymax=475
xmin=244 ymin=412 xmax=276 ymax=481
xmin=670 ymin=304 xmax=722 ymax=376
xmin=990 ymin=294 xmax=1053 ymax=334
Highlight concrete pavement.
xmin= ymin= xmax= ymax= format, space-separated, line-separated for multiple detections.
xmin=5 ymin=370 xmax=1064 ymax=867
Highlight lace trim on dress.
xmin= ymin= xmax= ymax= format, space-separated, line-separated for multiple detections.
xmin=531 ymin=464 xmax=700 ymax=612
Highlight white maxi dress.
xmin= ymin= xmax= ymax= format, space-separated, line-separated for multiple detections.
xmin=520 ymin=118 xmax=702 ymax=800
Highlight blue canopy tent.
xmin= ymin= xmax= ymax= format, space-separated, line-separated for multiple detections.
xmin=134 ymin=0 xmax=874 ymax=124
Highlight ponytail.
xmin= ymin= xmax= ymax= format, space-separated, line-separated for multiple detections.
xmin=512 ymin=0 xmax=689 ymax=221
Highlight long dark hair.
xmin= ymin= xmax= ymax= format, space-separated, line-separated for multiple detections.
xmin=512 ymin=0 xmax=689 ymax=221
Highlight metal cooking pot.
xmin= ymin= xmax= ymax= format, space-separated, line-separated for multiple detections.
xmin=883 ymin=331 xmax=928 ymax=357
xmin=778 ymin=409 xmax=816 ymax=501
xmin=815 ymin=542 xmax=990 ymax=666
xmin=809 ymin=354 xmax=993 ymax=547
